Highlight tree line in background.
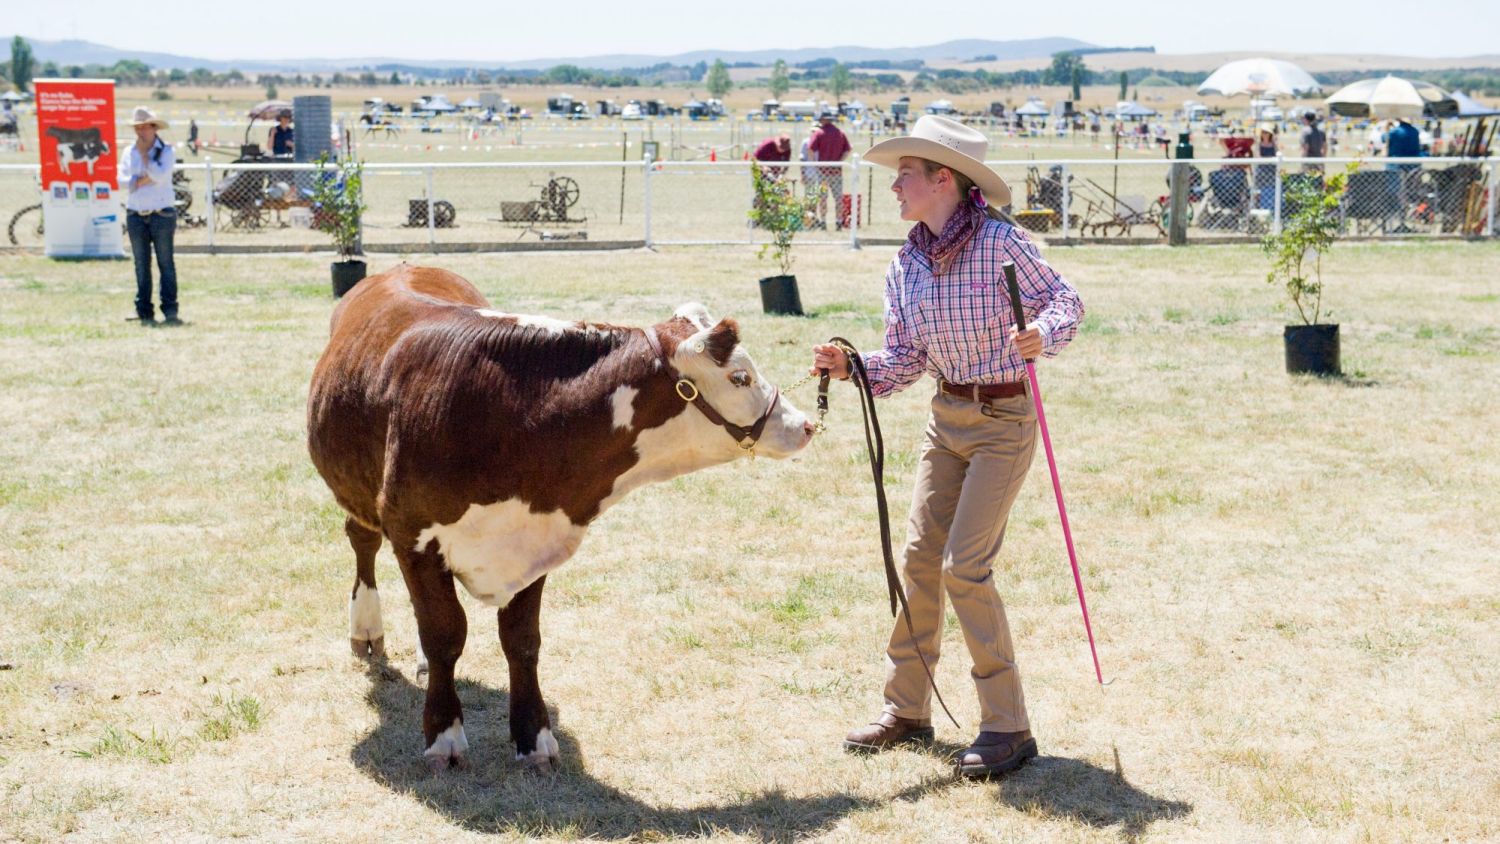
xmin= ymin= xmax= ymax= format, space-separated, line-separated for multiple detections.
xmin=3 ymin=36 xmax=1498 ymax=98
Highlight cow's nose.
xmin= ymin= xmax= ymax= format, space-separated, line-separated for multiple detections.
xmin=802 ymin=420 xmax=816 ymax=438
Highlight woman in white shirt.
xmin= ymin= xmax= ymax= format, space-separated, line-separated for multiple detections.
xmin=123 ymin=106 xmax=180 ymax=326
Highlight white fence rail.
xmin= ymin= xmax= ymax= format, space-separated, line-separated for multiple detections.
xmin=2 ymin=156 xmax=1495 ymax=251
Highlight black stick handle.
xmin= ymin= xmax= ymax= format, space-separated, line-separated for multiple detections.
xmin=1002 ymin=261 xmax=1034 ymax=364
xmin=1002 ymin=261 xmax=1026 ymax=331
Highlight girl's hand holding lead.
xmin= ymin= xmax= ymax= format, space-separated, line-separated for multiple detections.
xmin=810 ymin=344 xmax=850 ymax=380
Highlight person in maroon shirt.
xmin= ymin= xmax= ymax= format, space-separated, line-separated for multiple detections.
xmin=809 ymin=111 xmax=852 ymax=227
xmin=1221 ymin=130 xmax=1254 ymax=173
xmin=753 ymin=134 xmax=792 ymax=178
xmin=750 ymin=134 xmax=793 ymax=226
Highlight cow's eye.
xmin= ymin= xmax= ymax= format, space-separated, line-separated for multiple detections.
xmin=728 ymin=369 xmax=752 ymax=387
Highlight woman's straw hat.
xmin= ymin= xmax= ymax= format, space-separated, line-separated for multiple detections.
xmin=864 ymin=115 xmax=1010 ymax=206
xmin=131 ymin=106 xmax=169 ymax=130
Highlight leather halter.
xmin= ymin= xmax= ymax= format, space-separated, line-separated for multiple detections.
xmin=644 ymin=326 xmax=782 ymax=451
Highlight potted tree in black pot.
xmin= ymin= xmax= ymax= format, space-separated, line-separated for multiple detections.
xmin=1262 ymin=167 xmax=1351 ymax=376
xmin=748 ymin=161 xmax=820 ymax=315
xmin=311 ymin=151 xmax=368 ymax=298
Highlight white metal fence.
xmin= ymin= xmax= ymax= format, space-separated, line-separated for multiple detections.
xmin=2 ymin=155 xmax=1495 ymax=251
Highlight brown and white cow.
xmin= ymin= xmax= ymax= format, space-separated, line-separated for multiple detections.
xmin=307 ymin=265 xmax=813 ymax=772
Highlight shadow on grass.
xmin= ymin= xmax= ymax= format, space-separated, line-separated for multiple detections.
xmin=1291 ymin=371 xmax=1380 ymax=388
xmin=351 ymin=664 xmax=890 ymax=841
xmin=352 ymin=666 xmax=1189 ymax=841
xmin=994 ymin=754 xmax=1194 ymax=843
xmin=1334 ymin=373 xmax=1381 ymax=388
xmin=916 ymin=737 xmax=1190 ymax=841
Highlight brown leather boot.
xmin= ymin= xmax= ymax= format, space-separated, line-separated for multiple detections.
xmin=843 ymin=712 xmax=934 ymax=753
xmin=956 ymin=730 xmax=1037 ymax=778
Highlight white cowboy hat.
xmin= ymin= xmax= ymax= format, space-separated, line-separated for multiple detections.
xmin=864 ymin=115 xmax=1010 ymax=206
xmin=131 ymin=106 xmax=169 ymax=130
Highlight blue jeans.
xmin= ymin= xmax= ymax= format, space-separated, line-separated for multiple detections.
xmin=127 ymin=209 xmax=177 ymax=319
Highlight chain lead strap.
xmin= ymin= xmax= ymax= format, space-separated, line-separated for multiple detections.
xmin=780 ymin=340 xmax=858 ymax=435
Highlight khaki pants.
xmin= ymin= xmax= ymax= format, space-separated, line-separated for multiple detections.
xmin=882 ymin=390 xmax=1037 ymax=733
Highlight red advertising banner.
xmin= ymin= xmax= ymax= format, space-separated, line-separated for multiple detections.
xmin=35 ymin=79 xmax=123 ymax=257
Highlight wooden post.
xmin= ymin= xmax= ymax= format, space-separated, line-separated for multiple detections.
xmin=1169 ymin=161 xmax=1189 ymax=246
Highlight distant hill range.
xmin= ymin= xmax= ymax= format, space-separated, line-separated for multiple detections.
xmin=8 ymin=35 xmax=1497 ymax=77
xmin=6 ymin=36 xmax=1109 ymax=74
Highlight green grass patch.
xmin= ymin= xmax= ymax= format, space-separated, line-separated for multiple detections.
xmin=73 ymin=726 xmax=185 ymax=765
xmin=198 ymin=692 xmax=265 ymax=742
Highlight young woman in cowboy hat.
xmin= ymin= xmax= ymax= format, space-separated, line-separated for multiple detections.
xmin=268 ymin=108 xmax=294 ymax=158
xmin=123 ymin=106 xmax=182 ymax=326
xmin=810 ymin=115 xmax=1084 ymax=778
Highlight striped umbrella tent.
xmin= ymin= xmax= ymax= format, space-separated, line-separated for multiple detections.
xmin=1325 ymin=76 xmax=1457 ymax=120
xmin=1450 ymin=90 xmax=1500 ymax=118
xmin=1198 ymin=58 xmax=1321 ymax=97
xmin=1015 ymin=98 xmax=1049 ymax=117
xmin=247 ymin=100 xmax=293 ymax=119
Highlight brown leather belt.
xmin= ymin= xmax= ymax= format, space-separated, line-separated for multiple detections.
xmin=938 ymin=379 xmax=1026 ymax=401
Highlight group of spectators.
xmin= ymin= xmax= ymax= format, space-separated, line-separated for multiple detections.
xmin=751 ymin=111 xmax=851 ymax=228
xmin=1365 ymin=118 xmax=1423 ymax=158
xmin=1220 ymin=112 xmax=1327 ymax=163
xmin=1224 ymin=111 xmax=1440 ymax=163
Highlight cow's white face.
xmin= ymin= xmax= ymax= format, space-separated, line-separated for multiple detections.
xmin=671 ymin=304 xmax=813 ymax=459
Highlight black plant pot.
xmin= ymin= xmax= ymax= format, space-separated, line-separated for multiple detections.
xmin=759 ymin=274 xmax=803 ymax=316
xmin=331 ymin=259 xmax=368 ymax=298
xmin=1284 ymin=324 xmax=1340 ymax=376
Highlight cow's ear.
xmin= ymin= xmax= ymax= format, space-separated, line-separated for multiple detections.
xmin=673 ymin=303 xmax=714 ymax=331
xmin=704 ymin=318 xmax=739 ymax=366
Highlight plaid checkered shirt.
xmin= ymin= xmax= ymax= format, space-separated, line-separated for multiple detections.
xmin=861 ymin=218 xmax=1084 ymax=397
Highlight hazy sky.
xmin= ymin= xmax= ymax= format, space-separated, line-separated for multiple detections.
xmin=17 ymin=0 xmax=1498 ymax=62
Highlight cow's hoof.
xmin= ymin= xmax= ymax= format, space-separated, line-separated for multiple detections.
xmin=350 ymin=636 xmax=385 ymax=659
xmin=517 ymin=727 xmax=560 ymax=774
xmin=423 ymin=720 xmax=469 ymax=773
xmin=520 ymin=753 xmax=556 ymax=775
xmin=426 ymin=752 xmax=468 ymax=774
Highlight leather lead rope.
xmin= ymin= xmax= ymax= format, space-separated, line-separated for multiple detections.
xmin=825 ymin=336 xmax=961 ymax=731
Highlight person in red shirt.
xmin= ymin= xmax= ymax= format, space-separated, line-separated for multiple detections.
xmin=752 ymin=134 xmax=792 ymax=178
xmin=808 ymin=111 xmax=852 ymax=228
xmin=1221 ymin=129 xmax=1254 ymax=172
xmin=750 ymin=134 xmax=793 ymax=226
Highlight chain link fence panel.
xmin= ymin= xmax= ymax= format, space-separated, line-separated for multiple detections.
xmin=1 ymin=154 xmax=1494 ymax=252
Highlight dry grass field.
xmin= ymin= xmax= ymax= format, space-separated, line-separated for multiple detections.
xmin=1 ymin=239 xmax=1499 ymax=842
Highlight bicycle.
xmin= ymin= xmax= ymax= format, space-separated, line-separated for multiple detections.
xmin=8 ymin=171 xmax=198 ymax=246
xmin=7 ymin=202 xmax=43 ymax=247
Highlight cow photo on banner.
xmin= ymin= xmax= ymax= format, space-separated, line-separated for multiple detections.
xmin=35 ymin=78 xmax=124 ymax=258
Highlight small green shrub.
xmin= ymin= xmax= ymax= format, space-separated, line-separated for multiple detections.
xmin=310 ymin=152 xmax=367 ymax=260
xmin=1261 ymin=165 xmax=1354 ymax=325
xmin=747 ymin=161 xmax=822 ymax=277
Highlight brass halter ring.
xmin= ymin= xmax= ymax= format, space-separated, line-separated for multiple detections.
xmin=674 ymin=379 xmax=700 ymax=402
